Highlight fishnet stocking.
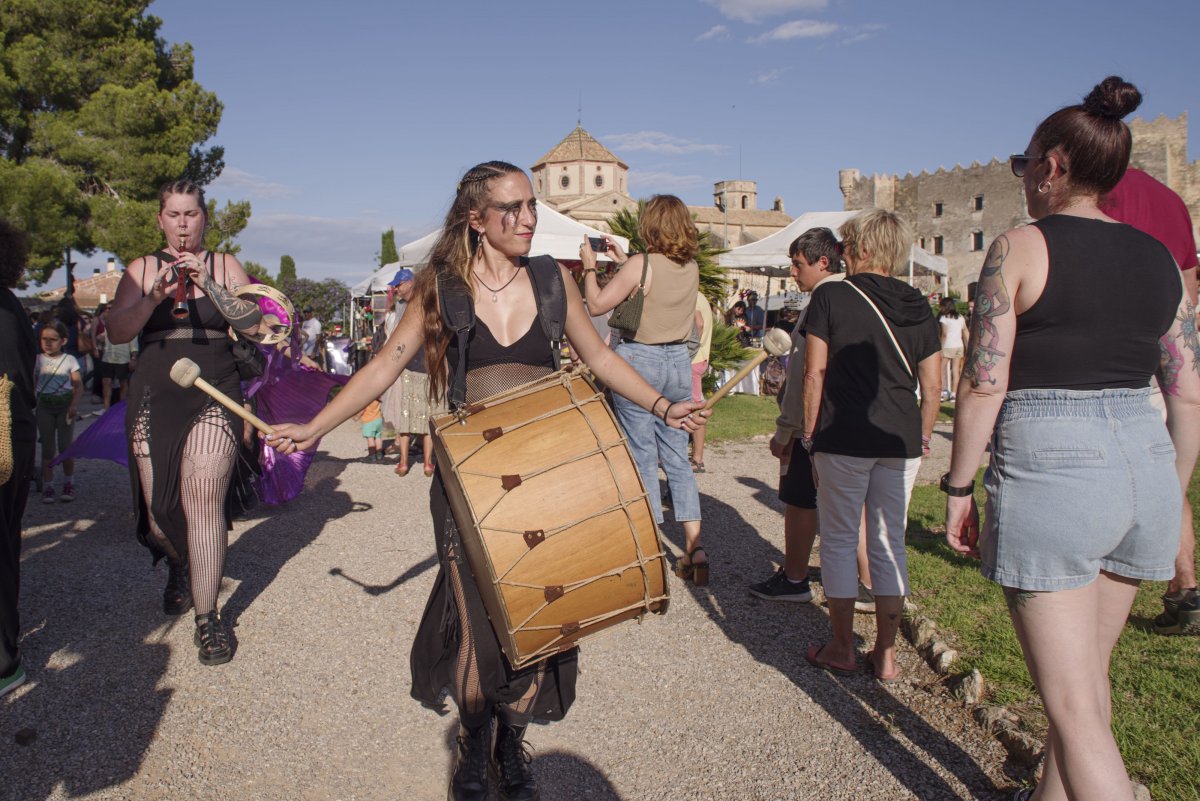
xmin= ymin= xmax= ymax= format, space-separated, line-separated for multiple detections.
xmin=130 ymin=398 xmax=180 ymax=562
xmin=447 ymin=556 xmax=489 ymax=726
xmin=180 ymin=404 xmax=237 ymax=616
xmin=498 ymin=662 xmax=546 ymax=727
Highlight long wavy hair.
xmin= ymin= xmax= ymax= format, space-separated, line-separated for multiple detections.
xmin=418 ymin=160 xmax=526 ymax=403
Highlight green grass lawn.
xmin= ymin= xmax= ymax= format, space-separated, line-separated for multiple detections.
xmin=704 ymin=393 xmax=780 ymax=442
xmin=906 ymin=479 xmax=1200 ymax=801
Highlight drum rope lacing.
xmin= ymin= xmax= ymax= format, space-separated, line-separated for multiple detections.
xmin=435 ymin=370 xmax=668 ymax=662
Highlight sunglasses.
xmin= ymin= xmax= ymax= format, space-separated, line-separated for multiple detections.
xmin=1009 ymin=154 xmax=1038 ymax=177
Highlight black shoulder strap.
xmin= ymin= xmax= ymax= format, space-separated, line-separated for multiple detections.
xmin=525 ymin=255 xmax=566 ymax=370
xmin=438 ymin=270 xmax=475 ymax=415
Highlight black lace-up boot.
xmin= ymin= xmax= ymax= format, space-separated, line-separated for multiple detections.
xmin=162 ymin=561 xmax=192 ymax=615
xmin=448 ymin=719 xmax=491 ymax=801
xmin=491 ymin=721 xmax=539 ymax=801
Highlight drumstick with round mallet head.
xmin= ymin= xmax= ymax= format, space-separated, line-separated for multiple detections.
xmin=703 ymin=327 xmax=793 ymax=410
xmin=170 ymin=357 xmax=275 ymax=436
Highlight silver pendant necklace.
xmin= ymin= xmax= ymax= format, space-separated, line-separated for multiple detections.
xmin=473 ymin=265 xmax=523 ymax=302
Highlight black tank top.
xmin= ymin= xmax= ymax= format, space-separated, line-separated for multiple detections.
xmin=143 ymin=251 xmax=228 ymax=334
xmin=1008 ymin=215 xmax=1181 ymax=391
xmin=448 ymin=312 xmax=555 ymax=404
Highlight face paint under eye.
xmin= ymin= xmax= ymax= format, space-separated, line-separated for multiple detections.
xmin=501 ymin=209 xmax=518 ymax=231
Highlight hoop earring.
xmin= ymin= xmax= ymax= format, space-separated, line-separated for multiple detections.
xmin=1037 ymin=179 xmax=1052 ymax=194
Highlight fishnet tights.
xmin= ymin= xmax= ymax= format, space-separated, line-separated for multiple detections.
xmin=132 ymin=401 xmax=237 ymax=616
xmin=446 ymin=520 xmax=545 ymax=728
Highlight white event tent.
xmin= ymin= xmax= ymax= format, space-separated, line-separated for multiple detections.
xmin=351 ymin=205 xmax=629 ymax=297
xmin=719 ymin=210 xmax=949 ymax=294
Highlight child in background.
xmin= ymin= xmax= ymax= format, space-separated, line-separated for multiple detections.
xmin=35 ymin=321 xmax=83 ymax=502
xmin=354 ymin=398 xmax=384 ymax=462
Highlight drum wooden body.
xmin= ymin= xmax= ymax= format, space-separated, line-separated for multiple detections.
xmin=430 ymin=369 xmax=669 ymax=669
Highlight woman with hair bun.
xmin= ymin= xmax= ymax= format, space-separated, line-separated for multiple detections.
xmin=944 ymin=77 xmax=1200 ymax=800
xmin=104 ymin=180 xmax=265 ymax=666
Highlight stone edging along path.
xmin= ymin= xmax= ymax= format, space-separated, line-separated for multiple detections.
xmin=899 ymin=612 xmax=1153 ymax=801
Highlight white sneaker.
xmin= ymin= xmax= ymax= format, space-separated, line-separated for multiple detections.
xmin=41 ymin=486 xmax=56 ymax=504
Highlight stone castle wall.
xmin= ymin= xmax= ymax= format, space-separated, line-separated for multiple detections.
xmin=841 ymin=114 xmax=1200 ymax=293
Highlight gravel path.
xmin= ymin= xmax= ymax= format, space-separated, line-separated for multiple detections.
xmin=1 ymin=410 xmax=1014 ymax=801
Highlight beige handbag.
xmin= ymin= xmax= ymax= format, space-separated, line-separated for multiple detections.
xmin=0 ymin=374 xmax=13 ymax=486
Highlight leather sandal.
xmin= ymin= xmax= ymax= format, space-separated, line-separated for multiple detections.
xmin=193 ymin=611 xmax=233 ymax=666
xmin=674 ymin=546 xmax=709 ymax=586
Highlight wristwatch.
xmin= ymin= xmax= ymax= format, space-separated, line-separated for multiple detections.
xmin=939 ymin=472 xmax=974 ymax=497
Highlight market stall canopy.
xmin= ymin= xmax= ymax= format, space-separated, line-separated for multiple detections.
xmin=351 ymin=205 xmax=629 ymax=297
xmin=718 ymin=210 xmax=948 ymax=278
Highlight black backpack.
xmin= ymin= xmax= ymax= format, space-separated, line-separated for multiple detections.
xmin=438 ymin=255 xmax=566 ymax=414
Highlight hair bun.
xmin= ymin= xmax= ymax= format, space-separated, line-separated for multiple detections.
xmin=1081 ymin=76 xmax=1142 ymax=120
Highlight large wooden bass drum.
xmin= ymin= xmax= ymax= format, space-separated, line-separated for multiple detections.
xmin=430 ymin=369 xmax=669 ymax=669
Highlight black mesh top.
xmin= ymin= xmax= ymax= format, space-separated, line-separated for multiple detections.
xmin=449 ymin=315 xmax=555 ymax=405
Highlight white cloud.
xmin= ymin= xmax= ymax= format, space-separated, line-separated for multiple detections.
xmin=629 ymin=171 xmax=709 ymax=192
xmin=703 ymin=0 xmax=827 ymax=23
xmin=696 ymin=24 xmax=729 ymax=41
xmin=208 ymin=167 xmax=299 ymax=199
xmin=751 ymin=68 xmax=785 ymax=85
xmin=601 ymin=131 xmax=727 ymax=156
xmin=750 ymin=19 xmax=839 ymax=43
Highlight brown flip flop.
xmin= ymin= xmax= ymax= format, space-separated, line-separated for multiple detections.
xmin=804 ymin=643 xmax=857 ymax=676
xmin=864 ymin=650 xmax=903 ymax=683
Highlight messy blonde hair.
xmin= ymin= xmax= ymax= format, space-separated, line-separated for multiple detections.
xmin=640 ymin=195 xmax=699 ymax=264
xmin=838 ymin=209 xmax=912 ymax=276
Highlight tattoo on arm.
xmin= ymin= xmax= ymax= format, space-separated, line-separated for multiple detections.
xmin=1003 ymin=587 xmax=1038 ymax=612
xmin=962 ymin=236 xmax=1012 ymax=387
xmin=1158 ymin=335 xmax=1184 ymax=396
xmin=1157 ymin=300 xmax=1199 ymax=396
xmin=206 ymin=281 xmax=263 ymax=331
xmin=391 ymin=343 xmax=406 ymax=363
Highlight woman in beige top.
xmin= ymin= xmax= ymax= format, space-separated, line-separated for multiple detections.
xmin=579 ymin=195 xmax=709 ymax=583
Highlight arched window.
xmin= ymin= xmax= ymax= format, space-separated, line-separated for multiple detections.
xmin=741 ymin=195 xmax=748 ymax=209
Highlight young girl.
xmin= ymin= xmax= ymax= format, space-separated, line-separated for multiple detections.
xmin=354 ymin=397 xmax=384 ymax=461
xmin=35 ymin=321 xmax=83 ymax=503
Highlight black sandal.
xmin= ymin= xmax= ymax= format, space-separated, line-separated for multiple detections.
xmin=193 ymin=611 xmax=233 ymax=666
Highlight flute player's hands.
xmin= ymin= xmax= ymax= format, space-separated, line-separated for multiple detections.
xmin=263 ymin=422 xmax=319 ymax=454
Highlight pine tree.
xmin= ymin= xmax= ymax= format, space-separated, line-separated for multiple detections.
xmin=278 ymin=255 xmax=297 ymax=284
xmin=379 ymin=228 xmax=399 ymax=266
xmin=0 ymin=0 xmax=242 ymax=283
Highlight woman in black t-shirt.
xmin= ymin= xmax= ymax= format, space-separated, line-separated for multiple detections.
xmin=943 ymin=77 xmax=1200 ymax=801
xmin=800 ymin=209 xmax=941 ymax=682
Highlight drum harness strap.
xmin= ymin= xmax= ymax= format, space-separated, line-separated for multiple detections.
xmin=434 ymin=255 xmax=568 ymax=644
xmin=438 ymin=255 xmax=566 ymax=423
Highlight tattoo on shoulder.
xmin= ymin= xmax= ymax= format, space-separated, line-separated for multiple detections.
xmin=962 ymin=236 xmax=1011 ymax=387
xmin=1003 ymin=587 xmax=1038 ymax=612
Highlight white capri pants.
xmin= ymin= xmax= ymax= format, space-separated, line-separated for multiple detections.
xmin=814 ymin=453 xmax=921 ymax=599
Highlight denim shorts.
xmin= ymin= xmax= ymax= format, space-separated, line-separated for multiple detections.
xmin=612 ymin=341 xmax=701 ymax=524
xmin=981 ymin=387 xmax=1181 ymax=591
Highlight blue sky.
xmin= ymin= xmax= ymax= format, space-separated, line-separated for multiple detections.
xmin=61 ymin=0 xmax=1200 ymax=285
